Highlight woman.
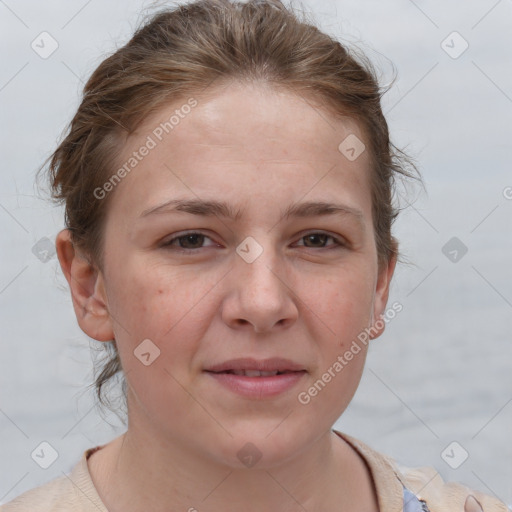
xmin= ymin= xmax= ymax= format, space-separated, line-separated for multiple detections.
xmin=2 ymin=1 xmax=508 ymax=511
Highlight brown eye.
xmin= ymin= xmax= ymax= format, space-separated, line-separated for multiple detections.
xmin=297 ymin=232 xmax=344 ymax=249
xmin=162 ymin=232 xmax=216 ymax=251
xmin=176 ymin=233 xmax=205 ymax=249
xmin=303 ymin=234 xmax=329 ymax=248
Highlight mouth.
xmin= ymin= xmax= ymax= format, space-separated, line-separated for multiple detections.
xmin=206 ymin=369 xmax=303 ymax=377
xmin=204 ymin=357 xmax=306 ymax=374
xmin=203 ymin=358 xmax=307 ymax=398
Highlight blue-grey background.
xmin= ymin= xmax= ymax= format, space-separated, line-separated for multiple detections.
xmin=1 ymin=0 xmax=511 ymax=507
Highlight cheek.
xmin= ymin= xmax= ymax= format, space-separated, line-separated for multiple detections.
xmin=110 ymin=261 xmax=207 ymax=332
xmin=309 ymin=269 xmax=374 ymax=347
xmin=299 ymin=274 xmax=372 ymax=419
xmin=107 ymin=266 xmax=215 ymax=416
xmin=107 ymin=261 xmax=224 ymax=377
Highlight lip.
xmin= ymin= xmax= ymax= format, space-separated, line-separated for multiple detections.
xmin=205 ymin=370 xmax=307 ymax=399
xmin=204 ymin=357 xmax=307 ymax=399
xmin=204 ymin=357 xmax=307 ymax=400
xmin=204 ymin=357 xmax=306 ymax=373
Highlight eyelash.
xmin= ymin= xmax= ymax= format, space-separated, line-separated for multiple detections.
xmin=160 ymin=231 xmax=346 ymax=253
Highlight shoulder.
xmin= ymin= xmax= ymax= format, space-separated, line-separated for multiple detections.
xmin=0 ymin=473 xmax=76 ymax=512
xmin=334 ymin=430 xmax=510 ymax=512
xmin=0 ymin=447 xmax=107 ymax=512
xmin=388 ymin=457 xmax=510 ymax=512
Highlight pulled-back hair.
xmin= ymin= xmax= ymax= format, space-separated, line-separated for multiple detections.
xmin=40 ymin=0 xmax=421 ymax=420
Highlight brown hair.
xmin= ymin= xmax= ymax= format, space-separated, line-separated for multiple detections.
xmin=39 ymin=0 xmax=422 ymax=421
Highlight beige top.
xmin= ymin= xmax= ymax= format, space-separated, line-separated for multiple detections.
xmin=1 ymin=430 xmax=509 ymax=512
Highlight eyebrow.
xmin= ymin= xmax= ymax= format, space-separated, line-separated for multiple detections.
xmin=139 ymin=198 xmax=365 ymax=228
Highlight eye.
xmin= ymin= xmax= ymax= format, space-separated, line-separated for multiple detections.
xmin=295 ymin=232 xmax=345 ymax=249
xmin=161 ymin=231 xmax=218 ymax=251
xmin=160 ymin=230 xmax=346 ymax=253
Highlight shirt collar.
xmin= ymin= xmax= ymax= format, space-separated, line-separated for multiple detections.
xmin=333 ymin=429 xmax=406 ymax=512
xmin=74 ymin=432 xmax=406 ymax=512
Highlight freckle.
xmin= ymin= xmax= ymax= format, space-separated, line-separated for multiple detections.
xmin=158 ymin=289 xmax=163 ymax=294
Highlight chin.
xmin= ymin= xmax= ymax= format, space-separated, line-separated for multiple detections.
xmin=206 ymin=422 xmax=314 ymax=470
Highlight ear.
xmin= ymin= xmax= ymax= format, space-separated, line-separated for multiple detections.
xmin=369 ymin=250 xmax=398 ymax=340
xmin=55 ymin=228 xmax=114 ymax=342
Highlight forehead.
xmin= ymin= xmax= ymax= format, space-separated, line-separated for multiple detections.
xmin=108 ymin=82 xmax=372 ymax=221
xmin=145 ymin=82 xmax=366 ymax=155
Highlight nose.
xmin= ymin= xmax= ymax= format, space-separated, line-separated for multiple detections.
xmin=220 ymin=245 xmax=299 ymax=334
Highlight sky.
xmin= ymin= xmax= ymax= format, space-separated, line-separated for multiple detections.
xmin=0 ymin=0 xmax=511 ymax=506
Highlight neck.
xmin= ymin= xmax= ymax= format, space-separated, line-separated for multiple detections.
xmin=88 ymin=423 xmax=376 ymax=512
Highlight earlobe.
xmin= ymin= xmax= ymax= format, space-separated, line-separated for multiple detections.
xmin=55 ymin=228 xmax=114 ymax=342
xmin=369 ymin=252 xmax=398 ymax=340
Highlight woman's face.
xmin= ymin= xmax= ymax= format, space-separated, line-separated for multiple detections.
xmin=82 ymin=82 xmax=395 ymax=467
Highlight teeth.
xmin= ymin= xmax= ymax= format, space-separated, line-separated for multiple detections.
xmin=231 ymin=370 xmax=280 ymax=377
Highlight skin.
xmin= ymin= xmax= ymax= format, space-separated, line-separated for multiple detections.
xmin=56 ymin=81 xmax=396 ymax=512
